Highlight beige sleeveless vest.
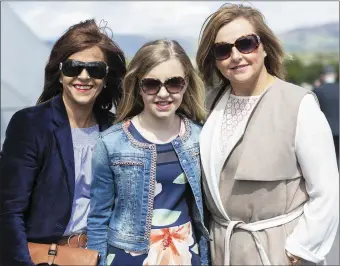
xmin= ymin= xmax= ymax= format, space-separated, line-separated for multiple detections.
xmin=202 ymin=78 xmax=317 ymax=265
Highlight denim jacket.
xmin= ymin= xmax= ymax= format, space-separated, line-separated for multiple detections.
xmin=87 ymin=117 xmax=211 ymax=265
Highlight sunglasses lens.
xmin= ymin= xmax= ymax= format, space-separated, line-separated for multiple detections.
xmin=86 ymin=62 xmax=107 ymax=79
xmin=61 ymin=60 xmax=107 ymax=79
xmin=164 ymin=77 xmax=185 ymax=93
xmin=141 ymin=79 xmax=161 ymax=95
xmin=62 ymin=60 xmax=82 ymax=77
xmin=212 ymin=35 xmax=260 ymax=60
xmin=235 ymin=35 xmax=259 ymax=54
xmin=212 ymin=43 xmax=232 ymax=60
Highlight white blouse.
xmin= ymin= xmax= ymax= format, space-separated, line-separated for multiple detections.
xmin=285 ymin=94 xmax=339 ymax=262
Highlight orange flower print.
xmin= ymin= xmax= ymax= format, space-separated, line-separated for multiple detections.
xmin=143 ymin=221 xmax=194 ymax=265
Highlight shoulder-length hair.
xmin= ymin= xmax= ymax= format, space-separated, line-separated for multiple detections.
xmin=37 ymin=19 xmax=126 ymax=111
xmin=115 ymin=39 xmax=206 ymax=123
xmin=196 ymin=3 xmax=286 ymax=89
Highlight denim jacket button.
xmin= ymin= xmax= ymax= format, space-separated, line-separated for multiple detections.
xmin=174 ymin=141 xmax=178 ymax=145
xmin=183 ymin=159 xmax=187 ymax=163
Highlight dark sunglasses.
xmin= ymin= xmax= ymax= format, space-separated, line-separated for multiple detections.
xmin=59 ymin=59 xmax=109 ymax=79
xmin=212 ymin=34 xmax=261 ymax=60
xmin=140 ymin=76 xmax=186 ymax=95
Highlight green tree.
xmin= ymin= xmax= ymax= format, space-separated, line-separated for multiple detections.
xmin=284 ymin=53 xmax=339 ymax=86
xmin=304 ymin=62 xmax=323 ymax=84
xmin=284 ymin=56 xmax=305 ymax=85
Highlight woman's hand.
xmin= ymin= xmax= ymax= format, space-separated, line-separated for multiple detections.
xmin=286 ymin=250 xmax=301 ymax=265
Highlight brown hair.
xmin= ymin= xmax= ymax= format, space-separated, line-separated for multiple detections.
xmin=37 ymin=19 xmax=126 ymax=111
xmin=196 ymin=3 xmax=286 ymax=89
xmin=115 ymin=39 xmax=206 ymax=123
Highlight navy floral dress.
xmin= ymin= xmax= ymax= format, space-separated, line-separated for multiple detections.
xmin=106 ymin=122 xmax=201 ymax=266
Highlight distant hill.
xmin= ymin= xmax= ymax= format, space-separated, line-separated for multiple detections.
xmin=46 ymin=35 xmax=198 ymax=59
xmin=46 ymin=22 xmax=339 ymax=58
xmin=111 ymin=35 xmax=198 ymax=60
xmin=278 ymin=22 xmax=339 ymax=53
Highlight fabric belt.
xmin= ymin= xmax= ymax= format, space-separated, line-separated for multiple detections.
xmin=212 ymin=205 xmax=304 ymax=265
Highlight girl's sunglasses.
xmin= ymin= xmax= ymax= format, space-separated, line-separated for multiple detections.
xmin=140 ymin=76 xmax=186 ymax=95
xmin=212 ymin=34 xmax=261 ymax=60
xmin=59 ymin=59 xmax=109 ymax=79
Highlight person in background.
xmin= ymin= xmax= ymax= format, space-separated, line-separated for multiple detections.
xmin=0 ymin=19 xmax=126 ymax=266
xmin=314 ymin=65 xmax=339 ymax=166
xmin=196 ymin=3 xmax=339 ymax=265
xmin=87 ymin=39 xmax=210 ymax=266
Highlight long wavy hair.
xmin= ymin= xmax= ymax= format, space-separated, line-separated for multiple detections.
xmin=37 ymin=19 xmax=126 ymax=111
xmin=115 ymin=39 xmax=206 ymax=123
xmin=196 ymin=3 xmax=286 ymax=90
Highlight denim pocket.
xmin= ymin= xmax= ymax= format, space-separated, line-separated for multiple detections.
xmin=110 ymin=154 xmax=145 ymax=235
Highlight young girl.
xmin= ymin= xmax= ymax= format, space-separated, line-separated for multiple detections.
xmin=87 ymin=40 xmax=210 ymax=266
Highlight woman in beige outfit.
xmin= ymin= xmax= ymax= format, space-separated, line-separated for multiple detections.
xmin=196 ymin=3 xmax=339 ymax=266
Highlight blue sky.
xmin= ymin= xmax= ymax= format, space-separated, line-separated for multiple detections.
xmin=7 ymin=1 xmax=339 ymax=41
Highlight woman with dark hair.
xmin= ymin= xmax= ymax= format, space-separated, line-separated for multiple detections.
xmin=196 ymin=3 xmax=338 ymax=266
xmin=0 ymin=19 xmax=126 ymax=265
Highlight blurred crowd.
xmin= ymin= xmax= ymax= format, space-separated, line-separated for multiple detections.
xmin=313 ymin=65 xmax=339 ymax=164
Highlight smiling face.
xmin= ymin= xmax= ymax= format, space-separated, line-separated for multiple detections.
xmin=215 ymin=17 xmax=267 ymax=87
xmin=60 ymin=46 xmax=106 ymax=109
xmin=139 ymin=58 xmax=187 ymax=120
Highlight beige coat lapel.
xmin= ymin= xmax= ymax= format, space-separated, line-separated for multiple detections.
xmin=219 ymin=84 xmax=273 ymax=173
xmin=234 ymin=78 xmax=308 ymax=181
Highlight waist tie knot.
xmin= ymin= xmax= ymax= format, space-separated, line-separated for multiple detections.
xmin=213 ymin=206 xmax=304 ymax=265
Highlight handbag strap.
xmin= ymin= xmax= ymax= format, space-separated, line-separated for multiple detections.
xmin=210 ymin=86 xmax=227 ymax=112
xmin=47 ymin=243 xmax=58 ymax=265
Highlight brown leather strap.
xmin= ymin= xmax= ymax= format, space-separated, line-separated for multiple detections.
xmin=47 ymin=243 xmax=58 ymax=265
xmin=57 ymin=233 xmax=88 ymax=248
xmin=210 ymin=86 xmax=227 ymax=112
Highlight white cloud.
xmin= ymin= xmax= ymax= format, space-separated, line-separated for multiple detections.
xmin=249 ymin=1 xmax=340 ymax=33
xmin=7 ymin=1 xmax=339 ymax=41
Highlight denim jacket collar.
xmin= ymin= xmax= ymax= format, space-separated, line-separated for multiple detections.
xmin=120 ymin=116 xmax=192 ymax=149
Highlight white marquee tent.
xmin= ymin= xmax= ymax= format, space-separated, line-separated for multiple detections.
xmin=1 ymin=2 xmax=51 ymax=146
